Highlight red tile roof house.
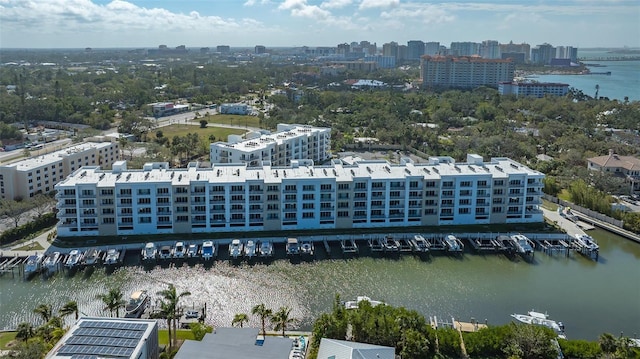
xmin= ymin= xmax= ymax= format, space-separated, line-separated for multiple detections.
xmin=587 ymin=149 xmax=640 ymax=194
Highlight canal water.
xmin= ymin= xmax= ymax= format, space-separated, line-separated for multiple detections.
xmin=1 ymin=229 xmax=638 ymax=340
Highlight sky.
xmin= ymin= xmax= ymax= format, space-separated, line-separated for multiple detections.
xmin=0 ymin=0 xmax=639 ymax=49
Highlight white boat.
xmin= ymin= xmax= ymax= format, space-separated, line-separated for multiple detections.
xmin=259 ymin=240 xmax=273 ymax=257
xmin=445 ymin=235 xmax=463 ymax=252
xmin=300 ymin=240 xmax=314 ymax=256
xmin=344 ymin=296 xmax=385 ymax=310
xmin=244 ymin=240 xmax=257 ymax=258
xmin=24 ymin=254 xmax=43 ymax=277
xmin=383 ymin=236 xmax=399 ymax=251
xmin=201 ymin=241 xmax=215 ymax=260
xmin=412 ymin=235 xmax=430 ymax=252
xmin=511 ymin=234 xmax=535 ymax=255
xmin=142 ymin=242 xmax=157 ymax=261
xmin=173 ymin=241 xmax=186 ymax=258
xmin=511 ymin=311 xmax=566 ymax=338
xmin=82 ymin=248 xmax=101 ymax=266
xmin=229 ymin=239 xmax=243 ymax=259
xmin=575 ymin=234 xmax=599 ymax=251
xmin=286 ymin=238 xmax=300 ymax=255
xmin=186 ymin=244 xmax=199 ymax=258
xmin=104 ymin=249 xmax=121 ymax=265
xmin=158 ymin=246 xmax=172 ymax=260
xmin=65 ymin=249 xmax=83 ymax=268
xmin=125 ymin=290 xmax=149 ymax=318
xmin=43 ymin=252 xmax=61 ymax=273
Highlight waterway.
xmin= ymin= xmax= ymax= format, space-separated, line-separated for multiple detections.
xmin=1 ymin=229 xmax=638 ymax=340
xmin=530 ymin=49 xmax=640 ymax=102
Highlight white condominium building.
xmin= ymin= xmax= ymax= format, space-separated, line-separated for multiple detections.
xmin=55 ymin=154 xmax=544 ymax=238
xmin=0 ymin=142 xmax=119 ymax=200
xmin=420 ymin=55 xmax=515 ymax=88
xmin=210 ymin=124 xmax=331 ymax=167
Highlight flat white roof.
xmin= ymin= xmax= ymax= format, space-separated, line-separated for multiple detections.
xmin=212 ymin=125 xmax=328 ymax=153
xmin=2 ymin=142 xmax=114 ymax=172
xmin=57 ymin=156 xmax=542 ymax=188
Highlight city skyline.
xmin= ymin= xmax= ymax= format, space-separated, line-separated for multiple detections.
xmin=0 ymin=0 xmax=638 ymax=49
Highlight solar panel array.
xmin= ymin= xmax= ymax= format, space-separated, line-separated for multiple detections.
xmin=57 ymin=320 xmax=150 ymax=358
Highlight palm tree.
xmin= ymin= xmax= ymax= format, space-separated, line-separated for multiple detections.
xmin=157 ymin=284 xmax=191 ymax=350
xmin=15 ymin=322 xmax=34 ymax=342
xmin=271 ymin=306 xmax=296 ymax=337
xmin=252 ymin=303 xmax=272 ymax=336
xmin=232 ymin=313 xmax=249 ymax=328
xmin=33 ymin=304 xmax=52 ymax=324
xmin=59 ymin=301 xmax=79 ymax=321
xmin=97 ymin=288 xmax=126 ymax=317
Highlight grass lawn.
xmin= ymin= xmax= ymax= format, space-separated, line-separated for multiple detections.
xmin=13 ymin=241 xmax=44 ymax=251
xmin=153 ymin=125 xmax=245 ymax=144
xmin=198 ymin=114 xmax=262 ymax=129
xmin=0 ymin=331 xmax=17 ymax=350
xmin=158 ymin=329 xmax=194 ymax=345
xmin=558 ymin=189 xmax=571 ymax=202
xmin=541 ymin=199 xmax=559 ymax=211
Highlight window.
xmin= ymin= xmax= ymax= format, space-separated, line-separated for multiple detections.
xmin=460 ymin=181 xmax=472 ymax=187
xmin=303 ymin=193 xmax=314 ymax=200
xmin=120 ymin=189 xmax=132 ymax=195
xmin=320 ymin=184 xmax=332 ymax=191
xmin=458 ymin=208 xmax=470 ymax=214
xmin=138 ymin=198 xmax=151 ymax=204
xmin=137 ymin=189 xmax=151 ymax=195
xmin=101 ymin=189 xmax=113 ymax=196
xmin=303 ymin=185 xmax=315 ymax=191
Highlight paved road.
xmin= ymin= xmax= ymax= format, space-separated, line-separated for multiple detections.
xmin=0 ymin=227 xmax=55 ymax=258
xmin=541 ymin=207 xmax=586 ymax=238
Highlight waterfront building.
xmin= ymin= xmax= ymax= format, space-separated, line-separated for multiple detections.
xmin=46 ymin=317 xmax=158 ymax=359
xmin=54 ymin=154 xmax=544 ymax=238
xmin=407 ymin=40 xmax=425 ymax=60
xmin=210 ymin=124 xmax=331 ymax=167
xmin=498 ymin=81 xmax=569 ymax=98
xmin=420 ymin=56 xmax=515 ymax=88
xmin=587 ymin=150 xmax=640 ymax=195
xmin=450 ymin=42 xmax=481 ymax=56
xmin=219 ymin=103 xmax=251 ymax=115
xmin=0 ymin=141 xmax=118 ymax=200
xmin=175 ymin=328 xmax=293 ymax=359
xmin=317 ymin=338 xmax=395 ymax=359
xmin=556 ymin=46 xmax=579 ymax=63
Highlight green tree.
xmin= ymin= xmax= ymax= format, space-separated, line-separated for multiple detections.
xmin=32 ymin=304 xmax=52 ymax=324
xmin=97 ymin=288 xmax=126 ymax=317
xmin=232 ymin=313 xmax=249 ymax=328
xmin=59 ymin=300 xmax=79 ymax=321
xmin=252 ymin=303 xmax=273 ymax=336
xmin=15 ymin=322 xmax=34 ymax=342
xmin=157 ymin=284 xmax=191 ymax=350
xmin=189 ymin=322 xmax=213 ymax=341
xmin=503 ymin=323 xmax=557 ymax=359
xmin=199 ymin=119 xmax=208 ymax=128
xmin=271 ymin=306 xmax=296 ymax=337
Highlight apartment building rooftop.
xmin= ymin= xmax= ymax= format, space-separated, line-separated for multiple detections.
xmin=60 ymin=154 xmax=542 ymax=188
xmin=421 ymin=55 xmax=513 ymax=63
xmin=4 ymin=142 xmax=115 ymax=171
xmin=215 ymin=124 xmax=328 ymax=152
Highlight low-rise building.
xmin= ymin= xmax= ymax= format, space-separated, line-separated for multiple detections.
xmin=46 ymin=317 xmax=158 ymax=359
xmin=175 ymin=328 xmax=292 ymax=359
xmin=498 ymin=82 xmax=569 ymax=98
xmin=219 ymin=103 xmax=251 ymax=115
xmin=210 ymin=124 xmax=331 ymax=167
xmin=54 ymin=154 xmax=544 ymax=238
xmin=151 ymin=102 xmax=189 ymax=117
xmin=587 ymin=150 xmax=640 ymax=194
xmin=0 ymin=141 xmax=118 ymax=200
xmin=316 ymin=338 xmax=395 ymax=359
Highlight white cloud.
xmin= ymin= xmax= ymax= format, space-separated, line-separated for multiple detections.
xmin=278 ymin=0 xmax=332 ymax=20
xmin=243 ymin=0 xmax=271 ymax=6
xmin=320 ymin=0 xmax=353 ymax=9
xmin=380 ymin=3 xmax=455 ymax=24
xmin=359 ymin=0 xmax=399 ymax=10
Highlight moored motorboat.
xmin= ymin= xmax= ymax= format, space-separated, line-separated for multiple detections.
xmin=201 ymin=241 xmax=215 ymax=260
xmin=104 ymin=249 xmax=121 ymax=265
xmin=445 ymin=235 xmax=463 ymax=253
xmin=511 ymin=234 xmax=535 ymax=255
xmin=186 ymin=244 xmax=199 ymax=258
xmin=125 ymin=290 xmax=149 ymax=318
xmin=43 ymin=252 xmax=61 ymax=272
xmin=82 ymin=248 xmax=101 ymax=266
xmin=412 ymin=235 xmax=430 ymax=253
xmin=24 ymin=254 xmax=44 ymax=278
xmin=383 ymin=236 xmax=399 ymax=252
xmin=344 ymin=296 xmax=385 ymax=310
xmin=158 ymin=246 xmax=172 ymax=260
xmin=286 ymin=238 xmax=300 ymax=255
xmin=300 ymin=240 xmax=314 ymax=256
xmin=258 ymin=240 xmax=273 ymax=258
xmin=229 ymin=239 xmax=243 ymax=259
xmin=173 ymin=241 xmax=186 ymax=258
xmin=65 ymin=249 xmax=83 ymax=268
xmin=244 ymin=240 xmax=257 ymax=258
xmin=511 ymin=310 xmax=566 ymax=338
xmin=142 ymin=242 xmax=157 ymax=261
xmin=575 ymin=234 xmax=599 ymax=251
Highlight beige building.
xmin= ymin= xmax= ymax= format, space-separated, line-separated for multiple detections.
xmin=587 ymin=150 xmax=640 ymax=194
xmin=0 ymin=142 xmax=119 ymax=200
xmin=420 ymin=55 xmax=514 ymax=88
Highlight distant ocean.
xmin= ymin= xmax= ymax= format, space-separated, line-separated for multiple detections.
xmin=531 ymin=50 xmax=640 ymax=102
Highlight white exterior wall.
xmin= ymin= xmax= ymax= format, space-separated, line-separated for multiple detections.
xmin=56 ymin=156 xmax=544 ymax=237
